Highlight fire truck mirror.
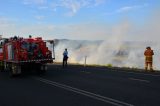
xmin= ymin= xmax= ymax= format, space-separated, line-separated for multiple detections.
xmin=0 ymin=42 xmax=2 ymax=46
xmin=5 ymin=39 xmax=9 ymax=43
xmin=49 ymin=40 xmax=54 ymax=44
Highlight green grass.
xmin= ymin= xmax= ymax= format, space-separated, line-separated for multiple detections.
xmin=106 ymin=64 xmax=112 ymax=67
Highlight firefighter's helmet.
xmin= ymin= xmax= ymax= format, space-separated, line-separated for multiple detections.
xmin=146 ymin=46 xmax=151 ymax=50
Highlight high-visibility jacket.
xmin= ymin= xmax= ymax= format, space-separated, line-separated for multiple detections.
xmin=144 ymin=49 xmax=154 ymax=62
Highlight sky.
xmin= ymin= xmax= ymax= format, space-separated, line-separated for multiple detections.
xmin=0 ymin=0 xmax=160 ymax=41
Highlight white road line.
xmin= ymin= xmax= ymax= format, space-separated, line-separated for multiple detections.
xmin=34 ymin=77 xmax=134 ymax=106
xmin=129 ymin=78 xmax=150 ymax=83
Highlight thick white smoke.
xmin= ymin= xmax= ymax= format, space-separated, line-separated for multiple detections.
xmin=53 ymin=14 xmax=160 ymax=70
xmin=54 ymin=40 xmax=160 ymax=70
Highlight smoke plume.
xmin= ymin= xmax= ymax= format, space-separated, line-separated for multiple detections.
xmin=53 ymin=12 xmax=160 ymax=70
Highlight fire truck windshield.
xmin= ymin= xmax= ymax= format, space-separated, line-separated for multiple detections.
xmin=21 ymin=42 xmax=38 ymax=51
xmin=21 ymin=42 xmax=29 ymax=50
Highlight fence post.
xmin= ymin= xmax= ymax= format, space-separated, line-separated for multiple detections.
xmin=84 ymin=56 xmax=87 ymax=67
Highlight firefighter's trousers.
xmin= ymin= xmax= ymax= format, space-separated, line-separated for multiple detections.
xmin=145 ymin=56 xmax=153 ymax=71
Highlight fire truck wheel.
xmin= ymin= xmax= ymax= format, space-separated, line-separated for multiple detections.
xmin=0 ymin=62 xmax=4 ymax=71
xmin=10 ymin=64 xmax=22 ymax=77
xmin=40 ymin=65 xmax=47 ymax=74
xmin=10 ymin=64 xmax=16 ymax=76
xmin=17 ymin=65 xmax=22 ymax=74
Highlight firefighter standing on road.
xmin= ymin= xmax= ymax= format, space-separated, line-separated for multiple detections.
xmin=63 ymin=48 xmax=68 ymax=67
xmin=144 ymin=46 xmax=154 ymax=71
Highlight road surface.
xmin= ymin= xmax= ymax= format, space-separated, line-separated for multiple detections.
xmin=0 ymin=64 xmax=160 ymax=106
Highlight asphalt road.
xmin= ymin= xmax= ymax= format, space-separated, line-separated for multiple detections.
xmin=0 ymin=64 xmax=160 ymax=106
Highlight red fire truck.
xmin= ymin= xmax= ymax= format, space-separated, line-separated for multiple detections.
xmin=0 ymin=36 xmax=55 ymax=76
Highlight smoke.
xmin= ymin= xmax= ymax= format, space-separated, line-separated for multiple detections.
xmin=53 ymin=12 xmax=160 ymax=70
xmin=54 ymin=20 xmax=138 ymax=68
xmin=54 ymin=39 xmax=160 ymax=70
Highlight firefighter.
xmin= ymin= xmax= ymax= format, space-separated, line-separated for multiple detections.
xmin=63 ymin=48 xmax=68 ymax=67
xmin=144 ymin=46 xmax=154 ymax=71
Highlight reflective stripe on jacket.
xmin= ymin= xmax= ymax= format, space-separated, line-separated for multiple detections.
xmin=145 ymin=56 xmax=153 ymax=62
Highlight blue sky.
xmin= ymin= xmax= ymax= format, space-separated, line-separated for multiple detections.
xmin=0 ymin=0 xmax=160 ymax=41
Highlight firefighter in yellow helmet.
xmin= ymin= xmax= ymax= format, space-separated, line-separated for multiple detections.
xmin=144 ymin=46 xmax=154 ymax=71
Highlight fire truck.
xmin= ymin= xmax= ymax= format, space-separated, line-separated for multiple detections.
xmin=0 ymin=35 xmax=55 ymax=76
